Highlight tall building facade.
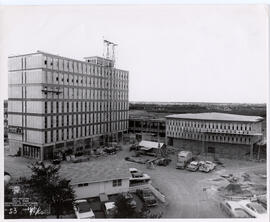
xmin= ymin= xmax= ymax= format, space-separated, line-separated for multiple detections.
xmin=8 ymin=51 xmax=129 ymax=160
xmin=166 ymin=113 xmax=264 ymax=159
xmin=4 ymin=100 xmax=8 ymax=142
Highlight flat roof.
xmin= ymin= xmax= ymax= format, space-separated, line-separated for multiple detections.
xmin=9 ymin=51 xmax=128 ymax=72
xmin=166 ymin=112 xmax=263 ymax=123
xmin=60 ymin=160 xmax=130 ymax=185
xmin=139 ymin=140 xmax=164 ymax=149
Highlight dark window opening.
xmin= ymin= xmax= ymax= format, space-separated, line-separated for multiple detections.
xmin=207 ymin=147 xmax=215 ymax=154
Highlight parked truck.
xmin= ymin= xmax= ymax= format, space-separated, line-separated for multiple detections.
xmin=176 ymin=151 xmax=193 ymax=169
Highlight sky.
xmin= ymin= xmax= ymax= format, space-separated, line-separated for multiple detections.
xmin=0 ymin=5 xmax=268 ymax=103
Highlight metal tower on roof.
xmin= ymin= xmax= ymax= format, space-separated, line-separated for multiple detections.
xmin=103 ymin=38 xmax=117 ymax=64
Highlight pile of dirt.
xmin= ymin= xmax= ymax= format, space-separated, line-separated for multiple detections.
xmin=225 ymin=183 xmax=243 ymax=194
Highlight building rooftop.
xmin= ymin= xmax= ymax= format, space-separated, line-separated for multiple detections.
xmin=9 ymin=51 xmax=128 ymax=72
xmin=166 ymin=112 xmax=263 ymax=122
xmin=139 ymin=140 xmax=164 ymax=149
xmin=60 ymin=160 xmax=130 ymax=185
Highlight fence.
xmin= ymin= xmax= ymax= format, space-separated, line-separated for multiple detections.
xmin=147 ymin=184 xmax=166 ymax=203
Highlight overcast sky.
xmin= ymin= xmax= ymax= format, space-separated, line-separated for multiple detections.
xmin=0 ymin=5 xmax=268 ymax=103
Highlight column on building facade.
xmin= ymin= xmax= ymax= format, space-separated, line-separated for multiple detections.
xmin=249 ymin=143 xmax=253 ymax=159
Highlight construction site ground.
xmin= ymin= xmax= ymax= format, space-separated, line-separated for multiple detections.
xmin=4 ymin=143 xmax=267 ymax=218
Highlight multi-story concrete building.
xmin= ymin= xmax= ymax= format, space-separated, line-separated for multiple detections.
xmin=4 ymin=100 xmax=8 ymax=142
xmin=128 ymin=117 xmax=166 ymax=142
xmin=8 ymin=51 xmax=129 ymax=161
xmin=166 ymin=112 xmax=264 ymax=159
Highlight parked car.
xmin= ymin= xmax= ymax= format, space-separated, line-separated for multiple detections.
xmin=52 ymin=158 xmax=61 ymax=165
xmin=256 ymin=195 xmax=267 ymax=209
xmin=122 ymin=192 xmax=137 ymax=209
xmin=129 ymin=144 xmax=139 ymax=151
xmin=125 ymin=157 xmax=147 ymax=164
xmin=156 ymin=158 xmax=172 ymax=166
xmin=136 ymin=189 xmax=157 ymax=207
xmin=102 ymin=201 xmax=118 ymax=218
xmin=73 ymin=199 xmax=95 ymax=219
xmin=129 ymin=168 xmax=151 ymax=180
xmin=238 ymin=200 xmax=267 ymax=219
xmin=186 ymin=161 xmax=200 ymax=172
xmin=220 ymin=200 xmax=254 ymax=218
xmin=199 ymin=161 xmax=216 ymax=172
xmin=104 ymin=147 xmax=117 ymax=155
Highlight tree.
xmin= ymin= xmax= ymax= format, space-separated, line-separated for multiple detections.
xmin=114 ymin=194 xmax=163 ymax=218
xmin=136 ymin=206 xmax=163 ymax=218
xmin=114 ymin=194 xmax=137 ymax=218
xmin=28 ymin=162 xmax=75 ymax=218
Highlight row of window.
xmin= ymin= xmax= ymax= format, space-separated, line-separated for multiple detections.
xmin=45 ymin=101 xmax=129 ymax=113
xmin=168 ymin=120 xmax=253 ymax=132
xmin=130 ymin=120 xmax=166 ymax=129
xmin=43 ymin=57 xmax=128 ymax=80
xmin=44 ymin=113 xmax=129 ymax=128
xmin=22 ymin=145 xmax=40 ymax=159
xmin=43 ymin=86 xmax=128 ymax=101
xmin=46 ymin=72 xmax=128 ymax=90
xmin=167 ymin=131 xmax=252 ymax=144
xmin=77 ymin=179 xmax=122 ymax=188
xmin=44 ymin=121 xmax=128 ymax=143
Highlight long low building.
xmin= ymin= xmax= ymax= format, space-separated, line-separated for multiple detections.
xmin=60 ymin=160 xmax=130 ymax=199
xmin=166 ymin=112 xmax=264 ymax=159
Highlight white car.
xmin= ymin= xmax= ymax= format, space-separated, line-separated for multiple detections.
xmin=186 ymin=161 xmax=199 ymax=171
xmin=129 ymin=168 xmax=150 ymax=180
xmin=73 ymin=199 xmax=95 ymax=219
xmin=220 ymin=200 xmax=254 ymax=218
xmin=199 ymin=161 xmax=216 ymax=172
xmin=238 ymin=200 xmax=267 ymax=219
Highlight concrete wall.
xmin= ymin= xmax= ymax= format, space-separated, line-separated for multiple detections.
xmin=8 ymin=100 xmax=22 ymax=113
xmin=73 ymin=178 xmax=129 ymax=199
xmin=26 ymin=130 xmax=43 ymax=144
xmin=9 ymin=139 xmax=21 ymax=155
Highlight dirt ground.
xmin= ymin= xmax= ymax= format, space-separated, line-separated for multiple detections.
xmin=4 ymin=143 xmax=267 ymax=218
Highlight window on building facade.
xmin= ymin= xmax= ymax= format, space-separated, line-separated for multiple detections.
xmin=45 ymin=131 xmax=47 ymax=143
xmin=45 ymin=102 xmax=47 ymax=113
xmin=45 ymin=117 xmax=47 ymax=128
xmin=78 ymin=183 xmax=88 ymax=187
xmin=112 ymin=179 xmax=122 ymax=187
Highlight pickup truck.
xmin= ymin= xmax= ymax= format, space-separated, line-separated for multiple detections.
xmin=186 ymin=161 xmax=200 ymax=172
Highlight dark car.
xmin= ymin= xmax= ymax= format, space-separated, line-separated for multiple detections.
xmin=125 ymin=157 xmax=148 ymax=164
xmin=104 ymin=147 xmax=117 ymax=155
xmin=52 ymin=158 xmax=61 ymax=164
xmin=129 ymin=144 xmax=139 ymax=152
xmin=156 ymin=158 xmax=172 ymax=166
xmin=136 ymin=189 xmax=157 ymax=207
